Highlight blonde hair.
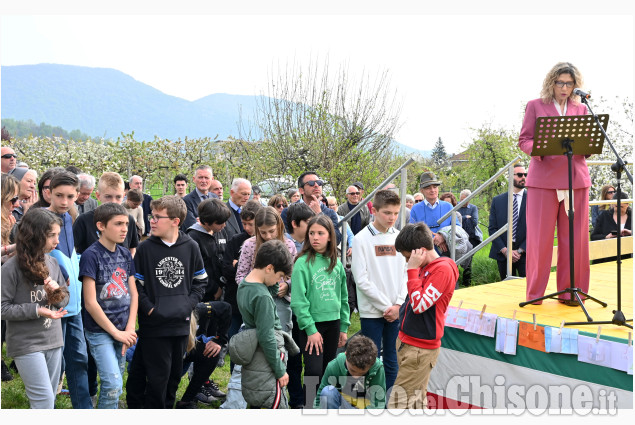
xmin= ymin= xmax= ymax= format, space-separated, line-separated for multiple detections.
xmin=98 ymin=172 xmax=124 ymax=192
xmin=540 ymin=62 xmax=584 ymax=104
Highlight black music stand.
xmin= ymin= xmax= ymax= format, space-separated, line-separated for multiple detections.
xmin=519 ymin=114 xmax=608 ymax=322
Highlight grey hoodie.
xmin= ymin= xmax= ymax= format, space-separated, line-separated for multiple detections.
xmin=1 ymin=255 xmax=69 ymax=357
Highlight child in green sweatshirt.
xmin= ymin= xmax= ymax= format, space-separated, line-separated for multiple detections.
xmin=290 ymin=215 xmax=350 ymax=404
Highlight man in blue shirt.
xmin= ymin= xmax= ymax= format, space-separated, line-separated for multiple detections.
xmin=409 ymin=171 xmax=458 ymax=256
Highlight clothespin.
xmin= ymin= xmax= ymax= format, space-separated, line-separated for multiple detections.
xmin=512 ymin=310 xmax=517 ymax=321
xmin=558 ymin=320 xmax=565 ymax=335
xmin=532 ymin=314 xmax=537 ymax=331
xmin=479 ymin=304 xmax=487 ymax=319
xmin=595 ymin=326 xmax=602 ymax=343
xmin=457 ymin=300 xmax=463 ymax=310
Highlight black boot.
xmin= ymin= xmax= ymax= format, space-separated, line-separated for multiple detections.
xmin=1 ymin=359 xmax=14 ymax=382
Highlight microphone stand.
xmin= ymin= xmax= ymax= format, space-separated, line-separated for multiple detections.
xmin=565 ymin=96 xmax=632 ymax=328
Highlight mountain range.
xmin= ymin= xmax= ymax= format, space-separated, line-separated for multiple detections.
xmin=1 ymin=63 xmax=428 ymax=156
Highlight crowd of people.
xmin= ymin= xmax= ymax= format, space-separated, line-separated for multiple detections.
xmin=1 ymin=61 xmax=632 ymax=411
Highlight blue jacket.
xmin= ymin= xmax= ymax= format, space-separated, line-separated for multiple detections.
xmin=49 ymin=212 xmax=82 ymax=316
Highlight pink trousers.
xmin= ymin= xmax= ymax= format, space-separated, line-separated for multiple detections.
xmin=525 ymin=187 xmax=590 ymax=302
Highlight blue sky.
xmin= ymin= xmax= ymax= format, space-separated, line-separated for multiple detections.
xmin=1 ymin=1 xmax=633 ymax=154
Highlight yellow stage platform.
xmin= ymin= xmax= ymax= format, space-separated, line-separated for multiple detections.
xmin=450 ymin=259 xmax=633 ymax=340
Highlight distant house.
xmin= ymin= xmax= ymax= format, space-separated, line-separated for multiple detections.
xmin=448 ymin=151 xmax=469 ymax=167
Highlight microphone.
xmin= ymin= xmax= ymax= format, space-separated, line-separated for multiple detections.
xmin=573 ymin=88 xmax=591 ymax=99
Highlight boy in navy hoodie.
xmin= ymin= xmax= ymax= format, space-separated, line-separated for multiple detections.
xmin=126 ymin=195 xmax=207 ymax=409
xmin=47 ymin=171 xmax=93 ymax=409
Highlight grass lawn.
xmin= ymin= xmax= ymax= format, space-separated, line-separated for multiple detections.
xmin=1 ymin=313 xmax=362 ymax=409
xmin=1 ymin=233 xmax=514 ymax=409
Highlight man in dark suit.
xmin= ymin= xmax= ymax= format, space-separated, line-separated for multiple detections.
xmin=489 ymin=164 xmax=528 ymax=280
xmin=129 ymin=175 xmax=153 ymax=236
xmin=181 ymin=165 xmax=218 ymax=230
xmin=224 ymin=178 xmax=252 ymax=241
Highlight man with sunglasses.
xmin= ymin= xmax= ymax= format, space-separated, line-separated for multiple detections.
xmin=337 ymin=185 xmax=371 ymax=235
xmin=1 ymin=146 xmax=17 ymax=173
xmin=488 ymin=164 xmax=528 ymax=280
xmin=280 ymin=171 xmax=341 ymax=244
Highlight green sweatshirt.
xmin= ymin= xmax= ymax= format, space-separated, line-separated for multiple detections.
xmin=290 ymin=253 xmax=350 ymax=336
xmin=237 ymin=280 xmax=285 ymax=378
xmin=313 ymin=352 xmax=386 ymax=409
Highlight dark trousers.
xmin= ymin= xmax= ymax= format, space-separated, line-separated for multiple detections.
xmin=300 ymin=319 xmax=340 ymax=407
xmin=196 ymin=301 xmax=232 ymax=345
xmin=287 ymin=313 xmax=304 ymax=407
xmin=497 ymin=246 xmax=526 ymax=281
xmin=126 ymin=335 xmax=188 ymax=409
xmin=180 ymin=339 xmax=221 ymax=402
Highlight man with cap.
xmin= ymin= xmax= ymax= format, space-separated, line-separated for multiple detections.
xmin=337 ymin=185 xmax=371 ymax=235
xmin=409 ymin=171 xmax=459 ymax=254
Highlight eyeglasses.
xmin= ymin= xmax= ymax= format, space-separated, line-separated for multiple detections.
xmin=276 ymin=204 xmax=287 ymax=209
xmin=346 ymin=192 xmax=360 ymax=196
xmin=303 ymin=179 xmax=324 ymax=187
xmin=414 ymin=199 xmax=422 ymax=203
xmin=10 ymin=196 xmax=19 ymax=204
xmin=515 ymin=173 xmax=528 ymax=178
xmin=148 ymin=214 xmax=174 ymax=222
xmin=606 ymin=190 xmax=616 ymax=195
xmin=1 ymin=154 xmax=17 ymax=159
xmin=554 ymin=81 xmax=575 ymax=88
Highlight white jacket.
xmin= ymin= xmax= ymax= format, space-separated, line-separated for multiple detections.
xmin=351 ymin=224 xmax=408 ymax=318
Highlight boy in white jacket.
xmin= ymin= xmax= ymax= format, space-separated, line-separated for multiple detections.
xmin=351 ymin=189 xmax=407 ymax=395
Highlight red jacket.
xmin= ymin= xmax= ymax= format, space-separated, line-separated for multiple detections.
xmin=398 ymin=257 xmax=458 ymax=349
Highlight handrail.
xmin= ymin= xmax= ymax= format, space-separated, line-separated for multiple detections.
xmin=438 ymin=155 xmax=522 ymax=224
xmin=436 ymin=155 xmax=522 ymax=276
xmin=587 ymin=161 xmax=633 ymax=166
xmin=338 ymin=157 xmax=416 ymax=264
xmin=337 ymin=157 xmax=415 ymax=227
xmin=589 ymin=199 xmax=633 ymax=206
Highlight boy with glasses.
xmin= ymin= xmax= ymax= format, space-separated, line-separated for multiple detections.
xmin=126 ymin=195 xmax=207 ymax=408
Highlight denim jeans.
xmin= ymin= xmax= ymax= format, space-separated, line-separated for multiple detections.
xmin=61 ymin=314 xmax=92 ymax=409
xmin=14 ymin=347 xmax=63 ymax=409
xmin=274 ymin=297 xmax=292 ymax=334
xmin=85 ymin=330 xmax=125 ymax=409
xmin=360 ymin=317 xmax=399 ymax=392
xmin=318 ymin=385 xmax=355 ymax=409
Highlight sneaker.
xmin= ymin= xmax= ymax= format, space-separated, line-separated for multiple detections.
xmin=203 ymin=380 xmax=226 ymax=399
xmin=1 ymin=360 xmax=13 ymax=382
xmin=194 ymin=386 xmax=218 ymax=404
xmin=176 ymin=400 xmax=198 ymax=409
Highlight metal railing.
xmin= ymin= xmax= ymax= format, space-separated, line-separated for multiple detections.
xmin=437 ymin=155 xmax=523 ymax=279
xmin=337 ymin=157 xmax=416 ymax=264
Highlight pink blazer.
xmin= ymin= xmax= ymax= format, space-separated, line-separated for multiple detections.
xmin=519 ymin=98 xmax=591 ymax=190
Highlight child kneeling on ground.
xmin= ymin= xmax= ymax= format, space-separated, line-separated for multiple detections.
xmin=315 ymin=334 xmax=386 ymax=409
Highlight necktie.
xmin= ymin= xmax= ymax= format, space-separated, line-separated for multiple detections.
xmin=512 ymin=193 xmax=519 ymax=242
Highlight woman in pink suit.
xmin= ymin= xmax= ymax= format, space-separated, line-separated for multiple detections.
xmin=518 ymin=62 xmax=590 ymax=305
